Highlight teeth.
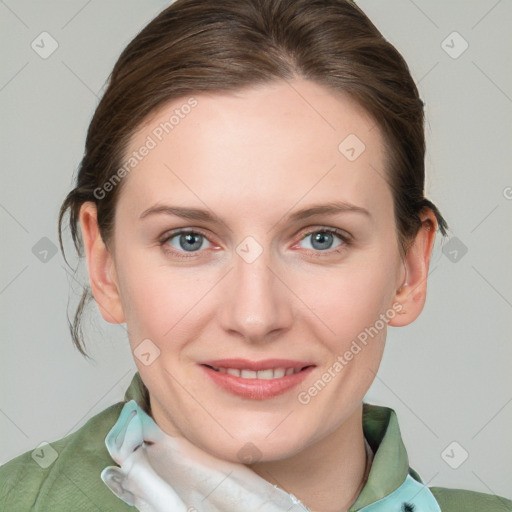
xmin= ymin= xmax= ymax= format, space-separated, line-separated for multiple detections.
xmin=272 ymin=368 xmax=286 ymax=378
xmin=211 ymin=366 xmax=300 ymax=379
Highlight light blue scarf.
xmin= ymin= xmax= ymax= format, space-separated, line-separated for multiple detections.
xmin=101 ymin=400 xmax=441 ymax=511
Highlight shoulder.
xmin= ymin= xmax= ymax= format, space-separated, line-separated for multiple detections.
xmin=0 ymin=401 xmax=132 ymax=512
xmin=430 ymin=486 xmax=512 ymax=511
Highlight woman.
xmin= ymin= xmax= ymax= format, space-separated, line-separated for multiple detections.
xmin=1 ymin=0 xmax=510 ymax=510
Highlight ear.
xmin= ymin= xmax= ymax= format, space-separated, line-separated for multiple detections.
xmin=79 ymin=202 xmax=125 ymax=324
xmin=388 ymin=208 xmax=438 ymax=327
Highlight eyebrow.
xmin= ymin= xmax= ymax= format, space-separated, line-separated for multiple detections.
xmin=139 ymin=200 xmax=371 ymax=226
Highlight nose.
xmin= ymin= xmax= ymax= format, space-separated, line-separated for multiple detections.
xmin=217 ymin=243 xmax=295 ymax=344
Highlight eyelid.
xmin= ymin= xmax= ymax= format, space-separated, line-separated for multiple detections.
xmin=297 ymin=225 xmax=352 ymax=242
xmin=159 ymin=227 xmax=215 ymax=253
xmin=159 ymin=227 xmax=211 ymax=242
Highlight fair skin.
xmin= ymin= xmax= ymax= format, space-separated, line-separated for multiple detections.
xmin=79 ymin=79 xmax=437 ymax=512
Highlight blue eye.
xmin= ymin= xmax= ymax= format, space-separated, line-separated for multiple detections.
xmin=162 ymin=230 xmax=211 ymax=257
xmin=298 ymin=228 xmax=349 ymax=254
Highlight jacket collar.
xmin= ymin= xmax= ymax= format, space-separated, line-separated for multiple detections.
xmin=350 ymin=404 xmax=410 ymax=510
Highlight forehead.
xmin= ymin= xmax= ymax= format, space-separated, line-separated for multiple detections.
xmin=117 ymin=79 xmax=391 ymax=225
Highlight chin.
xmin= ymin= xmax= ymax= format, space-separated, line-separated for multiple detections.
xmin=204 ymin=432 xmax=306 ymax=466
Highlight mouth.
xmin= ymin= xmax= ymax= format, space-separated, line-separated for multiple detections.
xmin=198 ymin=359 xmax=316 ymax=400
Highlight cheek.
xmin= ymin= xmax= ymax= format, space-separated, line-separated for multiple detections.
xmin=113 ymin=247 xmax=172 ymax=334
xmin=296 ymin=254 xmax=398 ymax=346
xmin=115 ymin=250 xmax=212 ymax=344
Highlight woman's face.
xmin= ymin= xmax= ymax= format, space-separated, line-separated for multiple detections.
xmin=97 ymin=79 xmax=412 ymax=462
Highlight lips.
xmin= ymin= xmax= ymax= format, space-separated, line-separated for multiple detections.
xmin=198 ymin=358 xmax=316 ymax=400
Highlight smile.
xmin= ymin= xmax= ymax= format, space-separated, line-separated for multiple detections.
xmin=199 ymin=359 xmax=316 ymax=400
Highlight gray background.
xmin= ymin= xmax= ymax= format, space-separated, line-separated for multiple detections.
xmin=1 ymin=0 xmax=511 ymax=500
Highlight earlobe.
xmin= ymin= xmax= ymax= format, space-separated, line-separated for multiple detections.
xmin=79 ymin=202 xmax=126 ymax=325
xmin=388 ymin=209 xmax=438 ymax=327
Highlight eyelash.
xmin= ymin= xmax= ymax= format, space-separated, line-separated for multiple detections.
xmin=158 ymin=227 xmax=352 ymax=260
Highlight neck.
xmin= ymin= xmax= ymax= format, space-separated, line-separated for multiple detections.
xmin=249 ymin=403 xmax=370 ymax=512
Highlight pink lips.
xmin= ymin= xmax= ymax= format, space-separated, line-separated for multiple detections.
xmin=198 ymin=358 xmax=316 ymax=400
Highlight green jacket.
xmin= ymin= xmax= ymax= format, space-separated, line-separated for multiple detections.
xmin=1 ymin=373 xmax=510 ymax=511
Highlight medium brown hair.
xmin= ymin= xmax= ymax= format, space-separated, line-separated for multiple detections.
xmin=58 ymin=0 xmax=448 ymax=355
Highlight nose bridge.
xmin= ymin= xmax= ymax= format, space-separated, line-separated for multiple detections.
xmin=218 ymin=235 xmax=293 ymax=342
